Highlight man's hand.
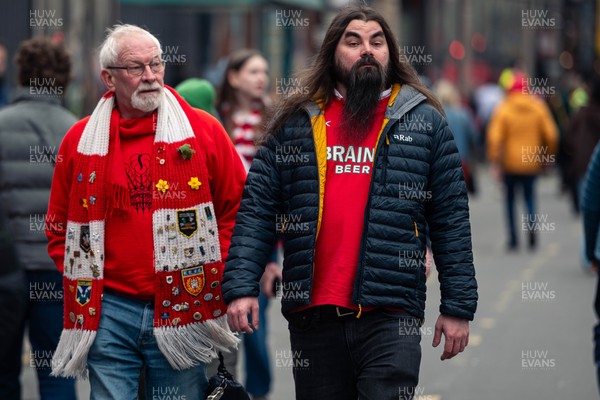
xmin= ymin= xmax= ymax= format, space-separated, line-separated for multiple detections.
xmin=227 ymin=297 xmax=259 ymax=334
xmin=432 ymin=314 xmax=469 ymax=360
xmin=260 ymin=262 xmax=282 ymax=298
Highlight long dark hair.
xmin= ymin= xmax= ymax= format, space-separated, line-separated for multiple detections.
xmin=264 ymin=5 xmax=442 ymax=136
xmin=217 ymin=48 xmax=266 ymax=136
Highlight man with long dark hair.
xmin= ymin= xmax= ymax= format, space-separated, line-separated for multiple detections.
xmin=223 ymin=5 xmax=478 ymax=399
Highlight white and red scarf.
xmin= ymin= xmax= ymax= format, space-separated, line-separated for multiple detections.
xmin=52 ymin=86 xmax=239 ymax=378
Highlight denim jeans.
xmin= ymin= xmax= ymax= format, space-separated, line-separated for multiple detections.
xmin=0 ymin=270 xmax=76 ymax=400
xmin=287 ymin=307 xmax=421 ymax=400
xmin=504 ymin=174 xmax=536 ymax=247
xmin=87 ymin=292 xmax=208 ymax=400
xmin=595 ymin=274 xmax=600 ymax=394
xmin=243 ymin=291 xmax=272 ymax=396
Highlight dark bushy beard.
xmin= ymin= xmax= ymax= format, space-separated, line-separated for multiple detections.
xmin=335 ymin=55 xmax=388 ymax=144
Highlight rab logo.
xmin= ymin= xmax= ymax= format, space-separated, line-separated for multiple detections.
xmin=394 ymin=134 xmax=413 ymax=142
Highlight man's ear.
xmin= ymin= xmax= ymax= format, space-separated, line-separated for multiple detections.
xmin=100 ymin=69 xmax=116 ymax=92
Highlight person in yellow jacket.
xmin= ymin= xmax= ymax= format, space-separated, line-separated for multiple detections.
xmin=487 ymin=71 xmax=559 ymax=251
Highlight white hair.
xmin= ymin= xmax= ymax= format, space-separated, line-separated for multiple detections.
xmin=98 ymin=24 xmax=162 ymax=69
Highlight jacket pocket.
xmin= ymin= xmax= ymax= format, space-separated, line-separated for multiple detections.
xmin=286 ymin=310 xmax=316 ymax=333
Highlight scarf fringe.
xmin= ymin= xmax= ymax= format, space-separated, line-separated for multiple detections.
xmin=51 ymin=329 xmax=96 ymax=379
xmin=154 ymin=316 xmax=240 ymax=370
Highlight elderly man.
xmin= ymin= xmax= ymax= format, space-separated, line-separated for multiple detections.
xmin=46 ymin=24 xmax=245 ymax=398
xmin=223 ymin=5 xmax=477 ymax=400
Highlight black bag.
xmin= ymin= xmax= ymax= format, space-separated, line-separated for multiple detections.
xmin=205 ymin=352 xmax=251 ymax=400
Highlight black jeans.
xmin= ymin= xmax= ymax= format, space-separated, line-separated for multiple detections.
xmin=287 ymin=307 xmax=421 ymax=400
xmin=0 ymin=270 xmax=76 ymax=400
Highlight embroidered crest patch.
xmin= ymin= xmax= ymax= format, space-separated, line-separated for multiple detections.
xmin=177 ymin=209 xmax=198 ymax=238
xmin=80 ymin=225 xmax=91 ymax=253
xmin=181 ymin=265 xmax=205 ymax=297
xmin=76 ymin=279 xmax=92 ymax=306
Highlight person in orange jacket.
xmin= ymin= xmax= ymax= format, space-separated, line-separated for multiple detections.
xmin=487 ymin=70 xmax=559 ymax=251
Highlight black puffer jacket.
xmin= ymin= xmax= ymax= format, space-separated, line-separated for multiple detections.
xmin=223 ymin=85 xmax=478 ymax=320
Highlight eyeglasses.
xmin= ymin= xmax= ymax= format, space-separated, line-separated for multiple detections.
xmin=107 ymin=59 xmax=165 ymax=77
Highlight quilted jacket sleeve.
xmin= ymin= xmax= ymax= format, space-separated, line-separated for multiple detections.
xmin=582 ymin=143 xmax=600 ymax=263
xmin=425 ymin=109 xmax=478 ymax=320
xmin=222 ymin=133 xmax=282 ymax=303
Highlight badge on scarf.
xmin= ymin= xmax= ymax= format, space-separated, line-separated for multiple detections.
xmin=181 ymin=265 xmax=205 ymax=297
xmin=80 ymin=225 xmax=91 ymax=253
xmin=76 ymin=279 xmax=92 ymax=306
xmin=177 ymin=209 xmax=198 ymax=238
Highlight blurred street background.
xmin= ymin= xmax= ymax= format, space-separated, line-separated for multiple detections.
xmin=1 ymin=0 xmax=598 ymax=116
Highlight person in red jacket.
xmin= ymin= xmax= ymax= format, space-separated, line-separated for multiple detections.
xmin=45 ymin=24 xmax=245 ymax=399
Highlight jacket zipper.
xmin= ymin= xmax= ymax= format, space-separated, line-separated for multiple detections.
xmin=309 ymin=110 xmax=323 ymax=305
xmin=353 ymin=121 xmax=396 ymax=314
xmin=380 ymin=135 xmax=389 ymax=185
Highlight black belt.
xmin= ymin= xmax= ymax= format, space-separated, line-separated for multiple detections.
xmin=316 ymin=305 xmax=358 ymax=318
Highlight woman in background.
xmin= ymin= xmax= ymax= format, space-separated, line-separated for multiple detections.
xmin=215 ymin=48 xmax=280 ymax=400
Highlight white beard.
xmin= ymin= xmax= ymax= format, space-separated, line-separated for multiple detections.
xmin=131 ymin=84 xmax=164 ymax=113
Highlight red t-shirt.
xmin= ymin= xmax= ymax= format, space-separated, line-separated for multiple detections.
xmin=310 ymin=94 xmax=389 ymax=310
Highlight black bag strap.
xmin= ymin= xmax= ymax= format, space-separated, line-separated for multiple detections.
xmin=216 ymin=351 xmax=234 ymax=380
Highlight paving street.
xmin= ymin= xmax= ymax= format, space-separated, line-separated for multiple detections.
xmin=21 ymin=167 xmax=598 ymax=399
xmin=417 ymin=168 xmax=597 ymax=400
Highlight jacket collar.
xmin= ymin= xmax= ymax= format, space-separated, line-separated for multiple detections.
xmin=385 ymin=84 xmax=427 ymax=120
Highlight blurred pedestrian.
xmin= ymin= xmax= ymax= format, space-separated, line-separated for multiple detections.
xmin=223 ymin=5 xmax=477 ymax=399
xmin=175 ymin=77 xmax=218 ymax=117
xmin=472 ymin=75 xmax=504 ymax=159
xmin=581 ymin=143 xmax=600 ymax=392
xmin=212 ymin=48 xmax=280 ymax=400
xmin=434 ymin=79 xmax=478 ymax=194
xmin=177 ymin=73 xmax=242 ymax=383
xmin=45 ymin=24 xmax=245 ymax=398
xmin=564 ymin=78 xmax=600 ymax=215
xmin=0 ymin=37 xmax=77 ymax=400
xmin=217 ymin=49 xmax=269 ymax=169
xmin=487 ymin=71 xmax=559 ymax=251
xmin=0 ymin=40 xmax=10 ymax=107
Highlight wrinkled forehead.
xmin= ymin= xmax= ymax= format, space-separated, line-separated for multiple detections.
xmin=117 ymin=34 xmax=161 ymax=63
